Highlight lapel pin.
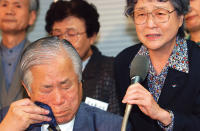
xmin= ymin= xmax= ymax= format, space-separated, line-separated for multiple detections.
xmin=172 ymin=84 xmax=177 ymax=88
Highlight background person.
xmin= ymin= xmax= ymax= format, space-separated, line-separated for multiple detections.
xmin=45 ymin=0 xmax=120 ymax=114
xmin=185 ymin=0 xmax=200 ymax=45
xmin=0 ymin=0 xmax=39 ymax=109
xmin=0 ymin=37 xmax=131 ymax=131
xmin=115 ymin=0 xmax=200 ymax=130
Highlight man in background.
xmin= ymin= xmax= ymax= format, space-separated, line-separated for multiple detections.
xmin=45 ymin=0 xmax=120 ymax=114
xmin=185 ymin=0 xmax=200 ymax=45
xmin=0 ymin=0 xmax=39 ymax=109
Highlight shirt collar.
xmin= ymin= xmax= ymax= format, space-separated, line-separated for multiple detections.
xmin=0 ymin=39 xmax=26 ymax=55
xmin=82 ymin=56 xmax=91 ymax=71
xmin=42 ymin=116 xmax=75 ymax=131
xmin=137 ymin=36 xmax=189 ymax=74
xmin=186 ymin=34 xmax=200 ymax=46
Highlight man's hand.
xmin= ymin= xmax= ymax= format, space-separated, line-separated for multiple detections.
xmin=122 ymin=83 xmax=172 ymax=125
xmin=0 ymin=98 xmax=51 ymax=131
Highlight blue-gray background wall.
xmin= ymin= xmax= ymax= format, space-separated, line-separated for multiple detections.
xmin=4 ymin=0 xmax=139 ymax=56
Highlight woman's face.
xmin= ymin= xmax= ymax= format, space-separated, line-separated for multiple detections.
xmin=134 ymin=0 xmax=183 ymax=53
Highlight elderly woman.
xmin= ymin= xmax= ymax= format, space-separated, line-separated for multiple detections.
xmin=115 ymin=0 xmax=200 ymax=130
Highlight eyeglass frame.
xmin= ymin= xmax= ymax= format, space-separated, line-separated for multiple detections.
xmin=130 ymin=8 xmax=176 ymax=25
xmin=51 ymin=28 xmax=86 ymax=43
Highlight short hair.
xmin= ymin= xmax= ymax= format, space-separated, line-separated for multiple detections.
xmin=45 ymin=0 xmax=100 ymax=38
xmin=29 ymin=0 xmax=40 ymax=13
xmin=125 ymin=0 xmax=190 ymax=38
xmin=20 ymin=37 xmax=82 ymax=91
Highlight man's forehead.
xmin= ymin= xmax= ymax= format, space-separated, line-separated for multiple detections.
xmin=0 ymin=0 xmax=29 ymax=5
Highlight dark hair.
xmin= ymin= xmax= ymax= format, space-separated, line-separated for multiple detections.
xmin=45 ymin=0 xmax=100 ymax=38
xmin=29 ymin=0 xmax=40 ymax=13
xmin=126 ymin=0 xmax=190 ymax=38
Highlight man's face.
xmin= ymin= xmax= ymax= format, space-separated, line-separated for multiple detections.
xmin=0 ymin=0 xmax=36 ymax=33
xmin=26 ymin=55 xmax=82 ymax=124
xmin=185 ymin=0 xmax=200 ymax=32
xmin=51 ymin=16 xmax=96 ymax=61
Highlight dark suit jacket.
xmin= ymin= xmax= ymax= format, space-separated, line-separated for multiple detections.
xmin=114 ymin=40 xmax=200 ymax=131
xmin=0 ymin=40 xmax=29 ymax=109
xmin=82 ymin=46 xmax=120 ymax=114
xmin=0 ymin=103 xmax=132 ymax=131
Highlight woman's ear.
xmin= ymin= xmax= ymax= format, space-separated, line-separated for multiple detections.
xmin=179 ymin=15 xmax=184 ymax=28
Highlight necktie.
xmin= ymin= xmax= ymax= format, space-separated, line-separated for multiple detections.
xmin=27 ymin=102 xmax=60 ymax=130
xmin=48 ymin=125 xmax=53 ymax=131
xmin=48 ymin=125 xmax=61 ymax=131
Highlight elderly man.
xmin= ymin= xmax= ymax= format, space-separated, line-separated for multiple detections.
xmin=0 ymin=0 xmax=39 ymax=109
xmin=0 ymin=37 xmax=131 ymax=131
xmin=185 ymin=0 xmax=200 ymax=45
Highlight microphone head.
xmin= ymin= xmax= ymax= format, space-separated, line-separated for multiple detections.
xmin=130 ymin=55 xmax=149 ymax=82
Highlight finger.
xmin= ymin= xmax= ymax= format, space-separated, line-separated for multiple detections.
xmin=20 ymin=114 xmax=51 ymax=129
xmin=21 ymin=105 xmax=50 ymax=115
xmin=123 ymin=87 xmax=148 ymax=103
xmin=30 ymin=120 xmax=45 ymax=124
xmin=126 ymin=99 xmax=146 ymax=106
xmin=126 ymin=83 xmax=148 ymax=95
xmin=11 ymin=98 xmax=34 ymax=107
xmin=27 ymin=113 xmax=52 ymax=122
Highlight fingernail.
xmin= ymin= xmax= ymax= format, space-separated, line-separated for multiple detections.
xmin=47 ymin=117 xmax=52 ymax=121
xmin=45 ymin=110 xmax=50 ymax=114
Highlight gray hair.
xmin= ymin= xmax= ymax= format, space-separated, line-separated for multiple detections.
xmin=20 ymin=37 xmax=82 ymax=91
xmin=125 ymin=0 xmax=189 ymax=37
xmin=29 ymin=0 xmax=39 ymax=12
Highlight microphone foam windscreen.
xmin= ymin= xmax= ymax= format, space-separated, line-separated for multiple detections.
xmin=130 ymin=55 xmax=149 ymax=81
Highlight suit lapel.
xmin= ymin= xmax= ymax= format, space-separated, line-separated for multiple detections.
xmin=73 ymin=104 xmax=94 ymax=131
xmin=6 ymin=60 xmax=23 ymax=101
xmin=158 ymin=68 xmax=188 ymax=107
xmin=0 ymin=55 xmax=5 ymax=108
xmin=28 ymin=126 xmax=41 ymax=131
xmin=0 ymin=40 xmax=30 ymax=107
xmin=82 ymin=47 xmax=102 ymax=101
xmin=7 ymin=40 xmax=30 ymax=98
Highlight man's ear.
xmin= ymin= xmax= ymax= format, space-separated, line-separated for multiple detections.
xmin=28 ymin=11 xmax=37 ymax=26
xmin=78 ymin=81 xmax=83 ymax=101
xmin=89 ymin=33 xmax=97 ymax=46
xmin=21 ymin=81 xmax=31 ymax=97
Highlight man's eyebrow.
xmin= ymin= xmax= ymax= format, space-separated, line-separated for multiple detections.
xmin=59 ymin=78 xmax=69 ymax=84
xmin=42 ymin=84 xmax=53 ymax=88
xmin=13 ymin=1 xmax=22 ymax=5
xmin=52 ymin=28 xmax=60 ymax=31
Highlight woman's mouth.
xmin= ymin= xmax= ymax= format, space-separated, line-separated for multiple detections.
xmin=145 ymin=34 xmax=161 ymax=40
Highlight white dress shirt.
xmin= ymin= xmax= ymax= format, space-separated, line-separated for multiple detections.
xmin=41 ymin=117 xmax=75 ymax=131
xmin=82 ymin=56 xmax=90 ymax=71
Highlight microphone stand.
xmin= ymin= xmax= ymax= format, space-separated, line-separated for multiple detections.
xmin=121 ymin=77 xmax=141 ymax=131
xmin=121 ymin=104 xmax=132 ymax=131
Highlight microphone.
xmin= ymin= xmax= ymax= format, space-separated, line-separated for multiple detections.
xmin=121 ymin=55 xmax=149 ymax=131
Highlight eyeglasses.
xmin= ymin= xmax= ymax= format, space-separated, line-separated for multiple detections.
xmin=132 ymin=8 xmax=175 ymax=25
xmin=51 ymin=28 xmax=86 ymax=43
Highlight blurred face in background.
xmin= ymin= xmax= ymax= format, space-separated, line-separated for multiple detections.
xmin=133 ymin=0 xmax=183 ymax=53
xmin=185 ymin=0 xmax=200 ymax=32
xmin=0 ymin=0 xmax=36 ymax=34
xmin=51 ymin=16 xmax=96 ymax=61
